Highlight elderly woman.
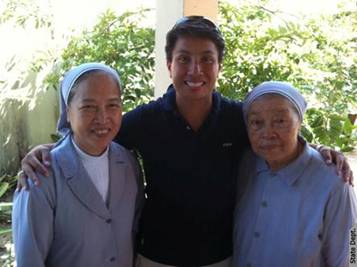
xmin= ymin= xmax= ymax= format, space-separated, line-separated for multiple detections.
xmin=233 ymin=81 xmax=357 ymax=267
xmin=12 ymin=63 xmax=143 ymax=267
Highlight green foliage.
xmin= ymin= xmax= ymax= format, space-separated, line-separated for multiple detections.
xmin=2 ymin=0 xmax=355 ymax=153
xmin=50 ymin=133 xmax=61 ymax=143
xmin=0 ymin=175 xmax=17 ymax=199
xmin=304 ymin=109 xmax=357 ymax=151
xmin=219 ymin=1 xmax=356 ymax=151
xmin=0 ymin=202 xmax=12 ymax=230
xmin=0 ymin=202 xmax=13 ymax=266
xmin=0 ymin=175 xmax=16 ymax=239
xmin=0 ymin=0 xmax=53 ymax=29
xmin=0 ymin=231 xmax=14 ymax=267
xmin=36 ymin=3 xmax=357 ymax=150
xmin=45 ymin=9 xmax=155 ymax=112
xmin=0 ymin=177 xmax=15 ymax=266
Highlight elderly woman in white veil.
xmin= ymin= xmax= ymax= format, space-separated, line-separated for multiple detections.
xmin=12 ymin=63 xmax=143 ymax=267
xmin=233 ymin=81 xmax=357 ymax=267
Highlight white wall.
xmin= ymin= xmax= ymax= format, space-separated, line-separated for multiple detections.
xmin=0 ymin=87 xmax=58 ymax=175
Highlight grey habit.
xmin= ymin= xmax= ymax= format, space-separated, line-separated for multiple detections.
xmin=12 ymin=62 xmax=143 ymax=267
xmin=12 ymin=135 xmax=143 ymax=267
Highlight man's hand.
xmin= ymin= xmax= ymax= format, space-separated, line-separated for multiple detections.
xmin=17 ymin=143 xmax=54 ymax=190
xmin=317 ymin=145 xmax=354 ymax=185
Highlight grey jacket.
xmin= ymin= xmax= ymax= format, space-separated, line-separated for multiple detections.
xmin=12 ymin=135 xmax=144 ymax=267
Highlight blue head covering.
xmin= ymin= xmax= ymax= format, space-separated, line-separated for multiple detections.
xmin=242 ymin=81 xmax=307 ymax=123
xmin=57 ymin=62 xmax=121 ymax=136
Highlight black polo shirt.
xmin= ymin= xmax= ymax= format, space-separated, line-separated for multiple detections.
xmin=116 ymin=85 xmax=249 ymax=266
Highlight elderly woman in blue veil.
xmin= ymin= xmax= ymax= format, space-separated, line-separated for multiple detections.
xmin=233 ymin=81 xmax=357 ymax=267
xmin=12 ymin=63 xmax=143 ymax=267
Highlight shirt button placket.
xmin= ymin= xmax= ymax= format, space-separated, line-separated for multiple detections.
xmin=248 ymin=172 xmax=267 ymax=267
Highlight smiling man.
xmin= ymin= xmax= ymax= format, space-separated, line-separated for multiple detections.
xmin=114 ymin=16 xmax=248 ymax=267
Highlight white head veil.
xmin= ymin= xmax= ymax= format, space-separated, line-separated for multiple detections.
xmin=57 ymin=63 xmax=121 ymax=136
xmin=243 ymin=81 xmax=307 ymax=123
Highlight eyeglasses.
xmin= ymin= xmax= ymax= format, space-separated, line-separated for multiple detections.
xmin=173 ymin=16 xmax=220 ymax=32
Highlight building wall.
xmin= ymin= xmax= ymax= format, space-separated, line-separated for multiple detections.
xmin=0 ymin=87 xmax=58 ymax=176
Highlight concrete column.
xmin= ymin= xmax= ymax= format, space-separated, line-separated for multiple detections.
xmin=154 ymin=0 xmax=218 ymax=98
xmin=184 ymin=0 xmax=218 ymax=21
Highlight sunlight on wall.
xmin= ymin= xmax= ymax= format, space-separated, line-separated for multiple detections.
xmin=0 ymin=0 xmax=155 ymax=76
xmin=0 ymin=0 xmax=156 ymax=93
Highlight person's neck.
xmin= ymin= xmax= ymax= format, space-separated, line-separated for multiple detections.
xmin=176 ymin=96 xmax=212 ymax=132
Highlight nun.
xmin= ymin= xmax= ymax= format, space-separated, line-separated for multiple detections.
xmin=12 ymin=63 xmax=143 ymax=267
xmin=233 ymin=81 xmax=357 ymax=267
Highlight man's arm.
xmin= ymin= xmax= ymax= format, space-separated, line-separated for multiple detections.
xmin=18 ymin=143 xmax=354 ymax=187
xmin=312 ymin=144 xmax=354 ymax=185
xmin=18 ymin=144 xmax=54 ymax=189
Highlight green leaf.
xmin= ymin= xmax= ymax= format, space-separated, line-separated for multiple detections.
xmin=300 ymin=125 xmax=314 ymax=142
xmin=0 ymin=226 xmax=12 ymax=235
xmin=0 ymin=202 xmax=13 ymax=211
xmin=0 ymin=182 xmax=9 ymax=199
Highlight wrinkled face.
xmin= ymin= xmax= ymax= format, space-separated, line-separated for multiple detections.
xmin=67 ymin=72 xmax=122 ymax=156
xmin=167 ymin=36 xmax=220 ymax=103
xmin=247 ymin=94 xmax=301 ymax=170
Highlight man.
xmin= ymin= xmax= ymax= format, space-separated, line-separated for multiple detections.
xmin=118 ymin=16 xmax=246 ymax=266
xmin=20 ymin=16 xmax=352 ymax=267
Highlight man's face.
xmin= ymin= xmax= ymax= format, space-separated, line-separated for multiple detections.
xmin=167 ymin=36 xmax=220 ymax=103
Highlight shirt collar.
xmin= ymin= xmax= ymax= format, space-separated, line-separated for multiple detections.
xmin=162 ymin=84 xmax=176 ymax=111
xmin=71 ymin=136 xmax=109 ymax=162
xmin=161 ymin=84 xmax=221 ymax=115
xmin=255 ymin=138 xmax=312 ymax=187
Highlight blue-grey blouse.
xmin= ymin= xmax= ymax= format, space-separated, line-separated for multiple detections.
xmin=233 ymin=142 xmax=357 ymax=267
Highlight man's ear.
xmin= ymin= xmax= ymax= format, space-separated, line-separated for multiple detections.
xmin=167 ymin=60 xmax=172 ymax=78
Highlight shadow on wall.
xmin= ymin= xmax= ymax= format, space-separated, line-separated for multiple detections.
xmin=0 ymin=85 xmax=58 ymax=176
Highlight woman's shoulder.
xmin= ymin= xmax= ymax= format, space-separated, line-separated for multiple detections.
xmin=50 ymin=135 xmax=77 ymax=167
xmin=109 ymin=142 xmax=138 ymax=165
xmin=109 ymin=142 xmax=142 ymax=185
xmin=50 ymin=134 xmax=73 ymax=157
xmin=307 ymin=146 xmax=348 ymax=192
